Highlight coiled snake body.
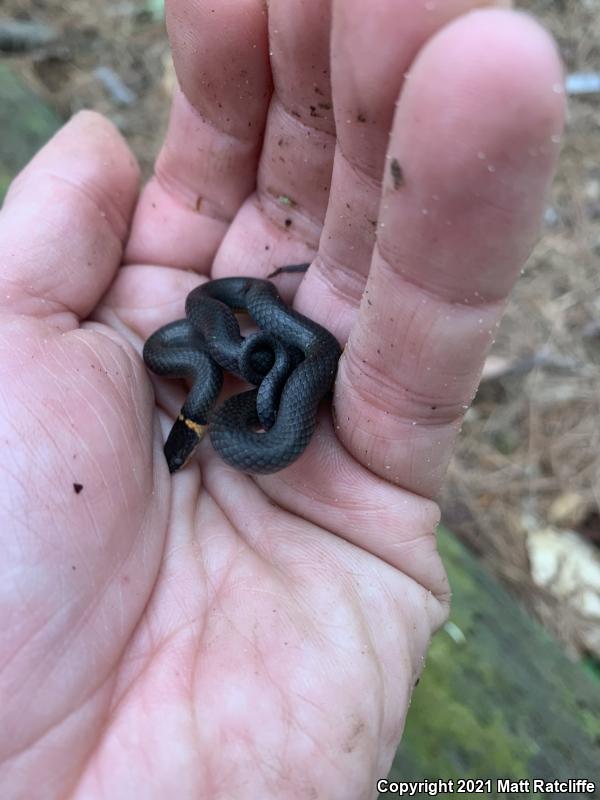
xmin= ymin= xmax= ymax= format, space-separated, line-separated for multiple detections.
xmin=143 ymin=274 xmax=341 ymax=474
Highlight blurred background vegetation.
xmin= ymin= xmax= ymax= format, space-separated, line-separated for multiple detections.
xmin=1 ymin=0 xmax=599 ymax=792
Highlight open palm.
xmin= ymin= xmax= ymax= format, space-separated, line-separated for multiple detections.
xmin=0 ymin=2 xmax=563 ymax=798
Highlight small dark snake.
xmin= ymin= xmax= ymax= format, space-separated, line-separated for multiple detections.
xmin=143 ymin=269 xmax=342 ymax=474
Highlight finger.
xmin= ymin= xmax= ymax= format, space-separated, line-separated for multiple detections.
xmin=333 ymin=10 xmax=565 ymax=497
xmin=0 ymin=111 xmax=139 ymax=321
xmin=210 ymin=0 xmax=336 ymax=283
xmin=295 ymin=0 xmax=512 ymax=338
xmin=125 ymin=0 xmax=272 ymax=269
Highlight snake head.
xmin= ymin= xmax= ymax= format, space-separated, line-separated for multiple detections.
xmin=163 ymin=415 xmax=207 ymax=473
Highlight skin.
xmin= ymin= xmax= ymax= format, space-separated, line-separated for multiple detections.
xmin=0 ymin=1 xmax=564 ymax=798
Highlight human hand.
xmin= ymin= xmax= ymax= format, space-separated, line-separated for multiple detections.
xmin=0 ymin=1 xmax=564 ymax=797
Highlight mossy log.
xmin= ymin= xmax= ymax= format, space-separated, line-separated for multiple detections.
xmin=384 ymin=527 xmax=600 ymax=798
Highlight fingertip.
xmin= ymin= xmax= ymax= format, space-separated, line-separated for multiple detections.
xmin=391 ymin=5 xmax=566 ymax=230
xmin=0 ymin=111 xmax=141 ymax=319
xmin=415 ymin=8 xmax=566 ymax=132
xmin=74 ymin=109 xmax=142 ymax=190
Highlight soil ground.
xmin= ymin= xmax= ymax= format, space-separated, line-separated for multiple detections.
xmin=2 ymin=0 xmax=599 ymax=667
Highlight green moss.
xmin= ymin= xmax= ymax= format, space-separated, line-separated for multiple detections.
xmin=383 ymin=527 xmax=600 ymax=796
xmin=398 ymin=625 xmax=535 ymax=782
xmin=0 ymin=165 xmax=12 ymax=200
xmin=0 ymin=64 xmax=61 ymax=203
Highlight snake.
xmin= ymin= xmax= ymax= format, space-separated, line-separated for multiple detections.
xmin=142 ymin=271 xmax=342 ymax=474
